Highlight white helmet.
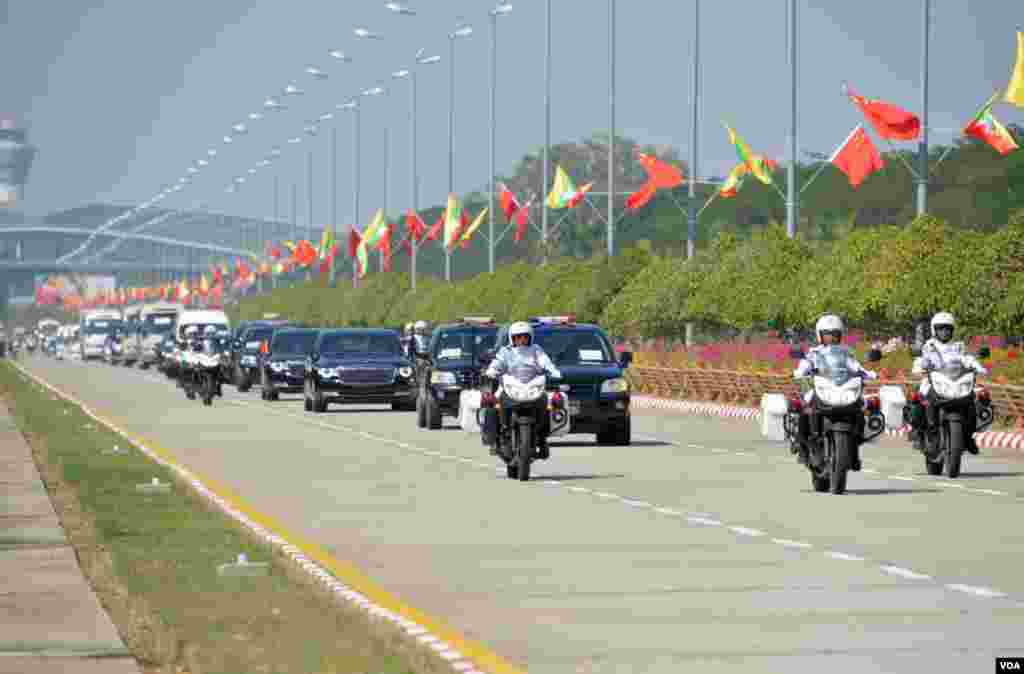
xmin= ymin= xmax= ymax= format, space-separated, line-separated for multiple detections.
xmin=414 ymin=320 xmax=428 ymax=334
xmin=404 ymin=322 xmax=413 ymax=334
xmin=184 ymin=325 xmax=198 ymax=336
xmin=508 ymin=321 xmax=533 ymax=347
xmin=931 ymin=312 xmax=955 ymax=342
xmin=204 ymin=325 xmax=217 ymax=335
xmin=814 ymin=314 xmax=844 ymax=343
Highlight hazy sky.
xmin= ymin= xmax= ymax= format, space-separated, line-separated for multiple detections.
xmin=2 ymin=0 xmax=1022 ymax=227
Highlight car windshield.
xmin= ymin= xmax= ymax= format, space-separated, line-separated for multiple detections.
xmin=143 ymin=314 xmax=176 ymax=335
xmin=180 ymin=323 xmax=227 ymax=340
xmin=433 ymin=329 xmax=497 ymax=361
xmin=319 ymin=332 xmax=401 ymax=356
xmin=244 ymin=328 xmax=275 ymax=345
xmin=532 ymin=329 xmax=614 ymax=364
xmin=272 ymin=332 xmax=318 ymax=354
xmin=85 ymin=320 xmax=121 ymax=335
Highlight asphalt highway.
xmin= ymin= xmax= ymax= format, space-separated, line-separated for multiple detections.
xmin=21 ymin=354 xmax=1024 ymax=674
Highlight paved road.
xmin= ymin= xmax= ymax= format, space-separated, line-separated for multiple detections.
xmin=22 ymin=355 xmax=1024 ymax=674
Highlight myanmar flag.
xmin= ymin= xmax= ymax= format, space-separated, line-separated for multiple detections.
xmin=546 ymin=165 xmax=593 ymax=209
xmin=356 ymin=209 xmax=386 ymax=277
xmin=318 ymin=225 xmax=335 ymax=261
xmin=963 ymin=92 xmax=1018 ymax=156
xmin=458 ymin=208 xmax=488 ymax=248
xmin=719 ymin=163 xmax=749 ymax=198
xmin=724 ymin=123 xmax=774 ymax=185
xmin=444 ymin=194 xmax=464 ymax=250
xmin=1005 ymin=31 xmax=1024 ymax=109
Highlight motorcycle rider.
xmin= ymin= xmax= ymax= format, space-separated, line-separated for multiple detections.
xmin=908 ymin=312 xmax=987 ymax=455
xmin=483 ymin=321 xmax=562 ymax=459
xmin=792 ymin=314 xmax=878 ymax=471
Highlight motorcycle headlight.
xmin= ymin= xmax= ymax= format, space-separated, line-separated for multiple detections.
xmin=601 ymin=377 xmax=629 ymax=394
xmin=398 ymin=366 xmax=413 ymax=378
xmin=431 ymin=371 xmax=456 ymax=385
xmin=813 ymin=377 xmax=862 ymax=407
xmin=931 ymin=372 xmax=974 ymax=400
xmin=506 ymin=382 xmax=543 ymax=402
xmin=318 ymin=367 xmax=338 ymax=378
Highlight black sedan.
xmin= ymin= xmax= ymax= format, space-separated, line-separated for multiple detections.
xmin=260 ymin=328 xmax=319 ymax=401
xmin=304 ymin=329 xmax=417 ymax=413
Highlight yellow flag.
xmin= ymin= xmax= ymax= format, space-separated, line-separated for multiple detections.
xmin=460 ymin=208 xmax=488 ymax=243
xmin=1005 ymin=31 xmax=1024 ymax=108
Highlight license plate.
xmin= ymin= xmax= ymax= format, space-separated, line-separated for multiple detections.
xmin=569 ymin=401 xmax=581 ymax=415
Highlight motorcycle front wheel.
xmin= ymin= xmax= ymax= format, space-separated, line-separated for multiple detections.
xmin=944 ymin=420 xmax=964 ymax=479
xmin=829 ymin=432 xmax=852 ymax=495
xmin=517 ymin=424 xmax=532 ymax=482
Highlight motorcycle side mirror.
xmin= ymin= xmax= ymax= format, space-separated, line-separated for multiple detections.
xmin=978 ymin=346 xmax=991 ymax=359
xmin=619 ymin=351 xmax=633 ymax=368
xmin=866 ymin=348 xmax=883 ymax=363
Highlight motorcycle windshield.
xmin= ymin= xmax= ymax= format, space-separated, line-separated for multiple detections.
xmin=508 ymin=364 xmax=542 ymax=384
xmin=812 ymin=346 xmax=853 ymax=386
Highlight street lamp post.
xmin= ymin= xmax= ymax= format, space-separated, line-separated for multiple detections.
xmin=362 ymin=86 xmax=387 ymax=272
xmin=607 ymin=0 xmax=615 ymax=258
xmin=445 ymin=24 xmax=474 ymax=281
xmin=786 ymin=0 xmax=798 ymax=238
xmin=917 ymin=0 xmax=930 ymax=216
xmin=489 ymin=4 xmax=512 ymax=274
xmin=337 ymin=101 xmax=360 ymax=287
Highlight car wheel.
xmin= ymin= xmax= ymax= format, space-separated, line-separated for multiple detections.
xmin=613 ymin=418 xmax=631 ymax=446
xmin=426 ymin=395 xmax=442 ymax=430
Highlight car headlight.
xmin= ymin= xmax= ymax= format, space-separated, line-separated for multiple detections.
xmin=601 ymin=377 xmax=629 ymax=394
xmin=241 ymin=355 xmax=257 ymax=365
xmin=318 ymin=367 xmax=338 ymax=378
xmin=398 ymin=366 xmax=413 ymax=378
xmin=431 ymin=371 xmax=456 ymax=385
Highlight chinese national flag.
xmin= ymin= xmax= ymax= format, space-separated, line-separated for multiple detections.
xmin=425 ymin=214 xmax=444 ymax=242
xmin=405 ymin=210 xmax=426 ymax=242
xmin=513 ymin=200 xmax=532 ymax=243
xmin=497 ymin=183 xmax=521 ymax=220
xmin=347 ymin=227 xmax=361 ymax=259
xmin=625 ymin=183 xmax=657 ymax=211
xmin=847 ymin=86 xmax=920 ymax=141
xmin=830 ymin=125 xmax=884 ymax=189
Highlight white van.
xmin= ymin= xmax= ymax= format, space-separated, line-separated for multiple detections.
xmin=80 ymin=310 xmax=123 ymax=360
xmin=137 ymin=303 xmax=181 ymax=368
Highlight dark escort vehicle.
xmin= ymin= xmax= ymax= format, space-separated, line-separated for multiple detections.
xmin=229 ymin=319 xmax=294 ymax=391
xmin=493 ymin=316 xmax=633 ymax=445
xmin=304 ymin=329 xmax=417 ymax=413
xmin=259 ymin=328 xmax=319 ymax=401
xmin=415 ymin=317 xmax=498 ymax=430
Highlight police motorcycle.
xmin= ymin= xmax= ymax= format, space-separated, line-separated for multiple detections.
xmin=906 ymin=344 xmax=992 ymax=478
xmin=784 ymin=344 xmax=885 ymax=494
xmin=25 ymin=334 xmax=37 ymax=354
xmin=479 ymin=368 xmax=570 ymax=482
xmin=182 ymin=328 xmax=227 ymax=406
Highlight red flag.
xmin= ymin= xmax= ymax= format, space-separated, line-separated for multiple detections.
xmin=830 ymin=125 xmax=884 ymax=188
xmin=637 ymin=153 xmax=684 ymax=189
xmin=348 ymin=227 xmax=361 ymax=259
xmin=401 ymin=238 xmax=413 ymax=256
xmin=625 ymin=182 xmax=657 ymax=211
xmin=963 ymin=92 xmax=1019 ymax=156
xmin=847 ymin=86 xmax=920 ymax=141
xmin=405 ymin=210 xmax=426 ymax=242
xmin=513 ymin=200 xmax=532 ymax=242
xmin=425 ymin=214 xmax=443 ymax=241
xmin=497 ymin=183 xmax=522 ymax=220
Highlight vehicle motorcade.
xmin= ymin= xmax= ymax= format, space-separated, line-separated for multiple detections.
xmin=156 ymin=334 xmax=179 ymax=378
xmin=229 ymin=319 xmax=294 ymax=392
xmin=907 ymin=344 xmax=993 ymax=478
xmin=25 ymin=333 xmax=38 ymax=354
xmin=79 ymin=310 xmax=123 ymax=360
xmin=120 ymin=306 xmax=142 ymax=366
xmin=784 ymin=345 xmax=885 ymax=495
xmin=137 ymin=303 xmax=180 ymax=370
xmin=304 ymin=329 xmax=416 ymax=413
xmin=259 ymin=328 xmax=320 ymax=401
xmin=37 ymin=319 xmax=61 ymax=356
xmin=103 ymin=325 xmax=129 ymax=365
xmin=182 ymin=329 xmax=230 ymax=406
xmin=172 ymin=310 xmax=231 ymax=384
xmin=414 ymin=317 xmax=498 ymax=430
xmin=489 ymin=316 xmax=633 ymax=446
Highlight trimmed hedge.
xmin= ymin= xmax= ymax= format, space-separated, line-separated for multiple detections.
xmin=234 ymin=213 xmax=1024 ymax=338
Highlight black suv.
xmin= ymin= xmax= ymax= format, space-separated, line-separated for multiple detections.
xmin=493 ymin=316 xmax=633 ymax=445
xmin=229 ymin=320 xmax=293 ymax=391
xmin=415 ymin=319 xmax=498 ymax=430
xmin=304 ymin=329 xmax=417 ymax=413
xmin=259 ymin=328 xmax=320 ymax=401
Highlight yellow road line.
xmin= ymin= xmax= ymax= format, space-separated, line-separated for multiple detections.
xmin=15 ymin=362 xmax=526 ymax=674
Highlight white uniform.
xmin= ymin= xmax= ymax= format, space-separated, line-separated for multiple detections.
xmin=793 ymin=344 xmax=877 ymax=404
xmin=485 ymin=344 xmax=562 ymax=383
xmin=912 ymin=339 xmax=988 ymax=397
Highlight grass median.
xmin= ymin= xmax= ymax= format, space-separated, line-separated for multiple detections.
xmin=0 ymin=362 xmax=451 ymax=674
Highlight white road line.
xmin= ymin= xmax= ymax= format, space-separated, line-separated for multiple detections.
xmin=880 ymin=565 xmax=932 ymax=581
xmin=687 ymin=516 xmax=722 ymax=527
xmin=887 ymin=475 xmax=915 ymax=481
xmin=772 ymin=538 xmax=813 ymax=549
xmin=826 ymin=551 xmax=866 ymax=562
xmin=620 ymin=499 xmax=652 ymax=508
xmin=945 ymin=584 xmax=1007 ymax=598
xmin=729 ymin=526 xmax=766 ymax=537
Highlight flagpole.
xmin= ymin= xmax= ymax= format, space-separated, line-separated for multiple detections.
xmin=329 ymin=123 xmax=337 ymax=285
xmin=786 ymin=0 xmax=798 ymax=238
xmin=607 ymin=0 xmax=615 ymax=259
xmin=685 ymin=0 xmax=700 ymax=347
xmin=353 ymin=105 xmax=360 ymax=289
xmin=542 ymin=0 xmax=551 ymax=264
xmin=446 ymin=34 xmax=454 ymax=282
xmin=917 ymin=0 xmax=930 ymax=216
xmin=488 ymin=10 xmax=497 ymax=274
xmin=410 ymin=66 xmax=419 ymax=290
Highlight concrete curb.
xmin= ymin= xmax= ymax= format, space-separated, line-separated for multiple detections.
xmin=630 ymin=394 xmax=1024 ymax=451
xmin=12 ymin=364 xmax=496 ymax=674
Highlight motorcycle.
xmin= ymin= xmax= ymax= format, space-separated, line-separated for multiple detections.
xmin=480 ymin=372 xmax=569 ymax=482
xmin=182 ymin=341 xmax=224 ymax=406
xmin=784 ymin=346 xmax=885 ymax=495
xmin=905 ymin=346 xmax=992 ymax=478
